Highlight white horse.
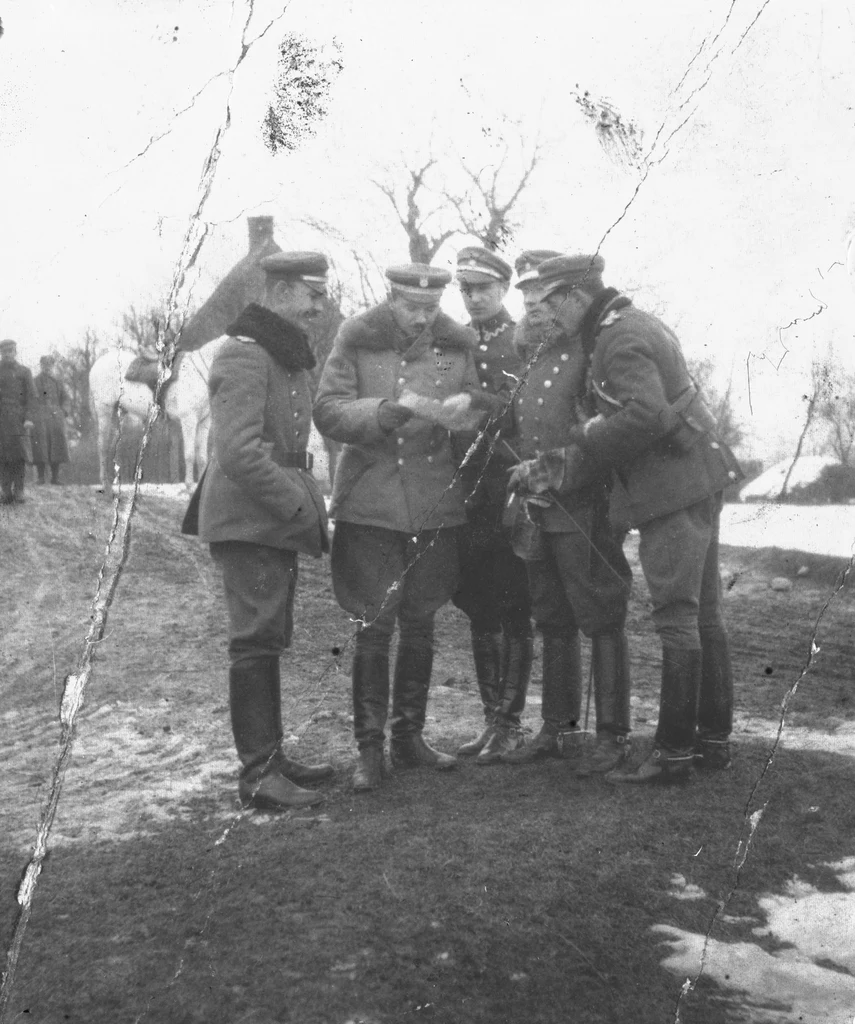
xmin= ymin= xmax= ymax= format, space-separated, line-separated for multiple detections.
xmin=89 ymin=338 xmax=331 ymax=492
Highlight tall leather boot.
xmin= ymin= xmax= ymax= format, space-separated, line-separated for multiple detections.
xmin=696 ymin=626 xmax=734 ymax=770
xmin=390 ymin=632 xmax=456 ymax=770
xmin=36 ymin=463 xmax=46 ymax=484
xmin=230 ymin=658 xmax=324 ymax=809
xmin=606 ymin=647 xmax=699 ymax=785
xmin=458 ymin=630 xmax=501 ymax=756
xmin=351 ymin=637 xmax=391 ymax=791
xmin=503 ymin=633 xmax=582 ymax=764
xmin=577 ymin=630 xmax=632 ymax=776
xmin=477 ymin=632 xmax=533 ymax=764
xmin=268 ymin=658 xmax=333 ymax=785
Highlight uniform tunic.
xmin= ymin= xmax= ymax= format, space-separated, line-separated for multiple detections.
xmin=451 ymin=308 xmax=531 ymax=635
xmin=196 ymin=305 xmax=329 ymax=663
xmin=314 ymin=302 xmax=480 ymax=632
xmin=31 ymin=372 xmax=70 ymax=465
xmin=512 ymin=317 xmax=631 ymax=637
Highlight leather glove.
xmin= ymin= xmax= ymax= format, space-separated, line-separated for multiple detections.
xmin=377 ymin=400 xmax=414 ymax=432
xmin=507 ymin=457 xmax=552 ymax=495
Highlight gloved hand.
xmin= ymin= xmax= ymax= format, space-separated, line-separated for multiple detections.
xmin=377 ymin=400 xmax=414 ymax=432
xmin=507 ymin=457 xmax=552 ymax=495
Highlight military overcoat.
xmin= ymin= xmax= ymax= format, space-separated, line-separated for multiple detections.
xmin=0 ymin=361 xmax=37 ymax=463
xmin=512 ymin=316 xmax=612 ymax=532
xmin=31 ymin=373 xmax=70 ymax=464
xmin=197 ymin=305 xmax=329 ymax=557
xmin=313 ymin=303 xmax=481 ymax=534
xmin=578 ymin=299 xmax=742 ymax=528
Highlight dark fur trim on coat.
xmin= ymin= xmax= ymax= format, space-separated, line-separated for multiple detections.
xmin=226 ymin=303 xmax=316 ymax=371
xmin=579 ymin=288 xmax=632 ymax=357
xmin=337 ymin=302 xmax=476 ymax=352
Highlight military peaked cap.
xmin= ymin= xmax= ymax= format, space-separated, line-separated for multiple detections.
xmin=536 ymin=253 xmax=605 ymax=295
xmin=386 ymin=263 xmax=451 ymax=303
xmin=260 ymin=251 xmax=329 ymax=287
xmin=456 ymin=246 xmax=512 ymax=284
xmin=514 ymin=249 xmax=564 ymax=287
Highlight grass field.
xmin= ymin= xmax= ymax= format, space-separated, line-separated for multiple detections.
xmin=2 ymin=486 xmax=854 ymax=1023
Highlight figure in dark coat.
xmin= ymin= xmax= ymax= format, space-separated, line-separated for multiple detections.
xmin=449 ymin=247 xmax=534 ymax=764
xmin=511 ymin=255 xmax=743 ymax=784
xmin=502 ymin=253 xmax=633 ymax=775
xmin=314 ymin=263 xmax=488 ymax=791
xmin=186 ymin=252 xmax=334 ymax=812
xmin=32 ymin=356 xmax=70 ymax=484
xmin=0 ymin=339 xmax=37 ymax=504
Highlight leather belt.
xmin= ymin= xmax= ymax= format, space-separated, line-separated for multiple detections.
xmin=280 ymin=452 xmax=314 ymax=470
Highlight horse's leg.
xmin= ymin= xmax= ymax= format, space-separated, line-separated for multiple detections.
xmin=178 ymin=412 xmax=197 ymax=490
xmin=95 ymin=406 xmax=116 ymax=493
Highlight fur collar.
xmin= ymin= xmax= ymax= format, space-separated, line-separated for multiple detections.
xmin=226 ymin=303 xmax=316 ymax=371
xmin=579 ymin=289 xmax=632 ymax=356
xmin=337 ymin=302 xmax=476 ymax=352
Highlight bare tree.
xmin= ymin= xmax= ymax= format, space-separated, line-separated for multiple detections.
xmin=122 ymin=304 xmax=178 ymax=354
xmin=441 ymin=123 xmax=543 ymax=251
xmin=686 ymin=356 xmax=743 ymax=450
xmin=49 ymin=330 xmax=106 ymax=439
xmin=371 ymin=159 xmax=457 ymax=264
xmin=813 ymin=360 xmax=855 ymax=465
xmin=372 ymin=119 xmax=544 ymax=261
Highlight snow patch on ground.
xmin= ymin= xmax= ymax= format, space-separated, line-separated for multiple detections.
xmin=657 ymin=858 xmax=855 ymax=1023
xmin=721 ymin=503 xmax=855 ymax=559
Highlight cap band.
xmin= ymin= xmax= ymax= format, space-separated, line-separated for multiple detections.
xmin=456 ymin=260 xmax=507 ymax=282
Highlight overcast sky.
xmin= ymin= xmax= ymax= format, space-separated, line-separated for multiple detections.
xmin=2 ymin=0 xmax=854 ymax=461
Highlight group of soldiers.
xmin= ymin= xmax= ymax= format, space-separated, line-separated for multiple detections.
xmin=184 ymin=244 xmax=743 ymax=811
xmin=0 ymin=340 xmax=70 ymax=504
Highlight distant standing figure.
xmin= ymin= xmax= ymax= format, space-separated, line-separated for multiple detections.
xmin=32 ymin=355 xmax=70 ymax=484
xmin=0 ymin=339 xmax=37 ymax=504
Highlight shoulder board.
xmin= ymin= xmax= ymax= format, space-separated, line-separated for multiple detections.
xmin=600 ymin=310 xmax=623 ymax=329
xmin=233 ymin=335 xmax=256 ymax=345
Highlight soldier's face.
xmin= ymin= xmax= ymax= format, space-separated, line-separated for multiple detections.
xmin=389 ymin=295 xmax=442 ymax=339
xmin=0 ymin=346 xmax=16 ymax=364
xmin=267 ymin=280 xmax=326 ymax=326
xmin=459 ymin=280 xmax=507 ymax=323
xmin=525 ymin=288 xmax=589 ymax=335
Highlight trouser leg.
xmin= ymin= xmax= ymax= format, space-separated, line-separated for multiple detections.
xmin=0 ymin=462 xmax=12 ymax=502
xmin=10 ymin=460 xmax=25 ymax=500
xmin=50 ymin=462 xmax=61 ymax=484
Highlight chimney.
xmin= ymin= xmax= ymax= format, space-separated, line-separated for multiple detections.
xmin=248 ymin=216 xmax=275 ymax=252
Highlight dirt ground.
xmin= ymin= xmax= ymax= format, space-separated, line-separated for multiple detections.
xmin=2 ymin=485 xmax=855 ymax=1022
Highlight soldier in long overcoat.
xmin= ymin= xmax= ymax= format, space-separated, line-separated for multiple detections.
xmin=313 ymin=264 xmax=488 ymax=791
xmin=32 ymin=355 xmax=70 ymax=484
xmin=512 ymin=254 xmax=743 ymax=783
xmin=503 ymin=254 xmax=634 ymax=774
xmin=0 ymin=339 xmax=37 ymax=504
xmin=190 ymin=251 xmax=334 ymax=811
xmin=450 ymin=247 xmax=534 ymax=764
